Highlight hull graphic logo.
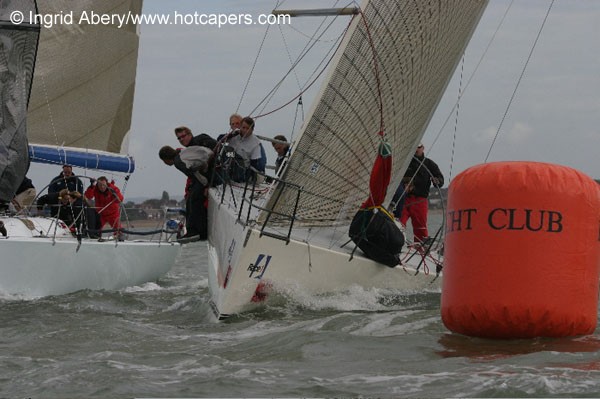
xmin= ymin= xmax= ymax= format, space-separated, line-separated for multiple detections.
xmin=247 ymin=254 xmax=272 ymax=279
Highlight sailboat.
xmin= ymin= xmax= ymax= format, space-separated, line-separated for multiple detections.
xmin=0 ymin=0 xmax=180 ymax=298
xmin=207 ymin=0 xmax=489 ymax=319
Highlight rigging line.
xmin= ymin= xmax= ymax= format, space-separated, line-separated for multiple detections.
xmin=253 ymin=16 xmax=354 ymax=119
xmin=449 ymin=55 xmax=465 ymax=183
xmin=296 ymin=25 xmax=346 ymax=94
xmin=290 ymin=0 xmax=356 ymax=96
xmin=290 ymin=36 xmax=341 ymax=107
xmin=254 ymin=33 xmax=342 ymax=118
xmin=358 ymin=8 xmax=385 ymax=134
xmin=40 ymin=74 xmax=63 ymax=164
xmin=278 ymin=24 xmax=303 ymax=92
xmin=259 ymin=6 xmax=356 ymax=115
xmin=275 ymin=0 xmax=345 ymax=93
xmin=429 ymin=0 xmax=516 ymax=152
xmin=290 ymin=97 xmax=302 ymax=139
xmin=282 ymin=0 xmax=349 ymax=44
xmin=254 ymin=24 xmax=309 ymax=116
xmin=251 ymin=12 xmax=350 ymax=117
xmin=484 ymin=0 xmax=555 ymax=163
xmin=251 ymin=0 xmax=326 ymax=116
xmin=287 ymin=24 xmax=340 ymax=43
xmin=251 ymin=0 xmax=348 ymax=115
xmin=236 ymin=0 xmax=280 ymax=114
xmin=118 ymin=175 xmax=132 ymax=229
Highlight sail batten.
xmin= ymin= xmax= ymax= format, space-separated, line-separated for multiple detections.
xmin=264 ymin=0 xmax=488 ymax=226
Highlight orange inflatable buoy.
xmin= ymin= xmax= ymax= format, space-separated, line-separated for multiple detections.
xmin=441 ymin=161 xmax=600 ymax=338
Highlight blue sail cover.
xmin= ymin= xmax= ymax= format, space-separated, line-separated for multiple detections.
xmin=0 ymin=0 xmax=40 ymax=202
xmin=29 ymin=145 xmax=135 ymax=173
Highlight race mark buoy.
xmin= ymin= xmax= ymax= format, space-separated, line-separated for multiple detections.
xmin=441 ymin=161 xmax=600 ymax=338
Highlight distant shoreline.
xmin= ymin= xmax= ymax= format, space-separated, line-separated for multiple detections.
xmin=124 ymin=219 xmax=165 ymax=229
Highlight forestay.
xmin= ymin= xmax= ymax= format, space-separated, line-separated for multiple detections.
xmin=263 ymin=0 xmax=488 ymax=226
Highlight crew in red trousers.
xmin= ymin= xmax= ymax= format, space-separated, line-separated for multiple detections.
xmin=399 ymin=143 xmax=444 ymax=244
xmin=84 ymin=176 xmax=124 ymax=237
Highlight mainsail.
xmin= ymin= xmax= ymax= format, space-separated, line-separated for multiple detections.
xmin=27 ymin=0 xmax=142 ymax=171
xmin=265 ymin=0 xmax=488 ymax=225
xmin=0 ymin=0 xmax=40 ymax=202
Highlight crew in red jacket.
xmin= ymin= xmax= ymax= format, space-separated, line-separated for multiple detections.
xmin=84 ymin=176 xmax=124 ymax=234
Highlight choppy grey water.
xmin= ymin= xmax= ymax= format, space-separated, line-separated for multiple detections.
xmin=2 ymin=240 xmax=600 ymax=398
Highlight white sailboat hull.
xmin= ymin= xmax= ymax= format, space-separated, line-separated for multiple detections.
xmin=0 ymin=216 xmax=180 ymax=298
xmin=204 ymin=0 xmax=492 ymax=319
xmin=207 ymin=187 xmax=440 ymax=319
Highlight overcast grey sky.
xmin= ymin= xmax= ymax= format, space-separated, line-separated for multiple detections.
xmin=29 ymin=0 xmax=600 ymax=199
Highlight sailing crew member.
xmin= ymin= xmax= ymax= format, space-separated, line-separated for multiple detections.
xmin=48 ymin=164 xmax=84 ymax=195
xmin=174 ymin=125 xmax=218 ymax=195
xmin=175 ymin=126 xmax=216 ymax=149
xmin=216 ymin=113 xmax=243 ymax=144
xmin=84 ymin=176 xmax=124 ymax=238
xmin=227 ymin=113 xmax=242 ymax=138
xmin=47 ymin=164 xmax=84 ymax=215
xmin=226 ymin=116 xmax=266 ymax=182
xmin=272 ymin=134 xmax=289 ymax=176
xmin=159 ymin=145 xmax=213 ymax=241
xmin=398 ymin=143 xmax=444 ymax=244
xmin=56 ymin=189 xmax=85 ymax=232
xmin=12 ymin=176 xmax=36 ymax=211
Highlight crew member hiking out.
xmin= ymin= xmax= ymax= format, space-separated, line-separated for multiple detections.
xmin=159 ymin=144 xmax=214 ymax=241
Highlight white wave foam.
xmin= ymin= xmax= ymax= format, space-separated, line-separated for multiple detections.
xmin=123 ymin=282 xmax=163 ymax=293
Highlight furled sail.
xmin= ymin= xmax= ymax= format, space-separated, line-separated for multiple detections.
xmin=265 ymin=0 xmax=488 ymax=226
xmin=0 ymin=1 xmax=40 ymax=202
xmin=27 ymin=0 xmax=142 ymax=171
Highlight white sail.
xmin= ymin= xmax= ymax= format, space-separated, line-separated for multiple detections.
xmin=28 ymin=0 xmax=142 ymax=154
xmin=265 ymin=0 xmax=488 ymax=225
xmin=0 ymin=0 xmax=181 ymax=299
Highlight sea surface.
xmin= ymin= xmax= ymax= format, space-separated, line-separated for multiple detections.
xmin=2 ymin=227 xmax=600 ymax=398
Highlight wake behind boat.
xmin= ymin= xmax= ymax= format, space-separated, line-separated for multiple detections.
xmin=0 ymin=1 xmax=180 ymax=298
xmin=206 ymin=0 xmax=487 ymax=319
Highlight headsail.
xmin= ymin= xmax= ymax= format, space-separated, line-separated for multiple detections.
xmin=0 ymin=0 xmax=40 ymax=202
xmin=27 ymin=0 xmax=142 ymax=170
xmin=264 ymin=0 xmax=488 ymax=225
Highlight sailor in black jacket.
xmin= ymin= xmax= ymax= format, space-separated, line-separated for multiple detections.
xmin=398 ymin=144 xmax=444 ymax=243
xmin=159 ymin=145 xmax=213 ymax=241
